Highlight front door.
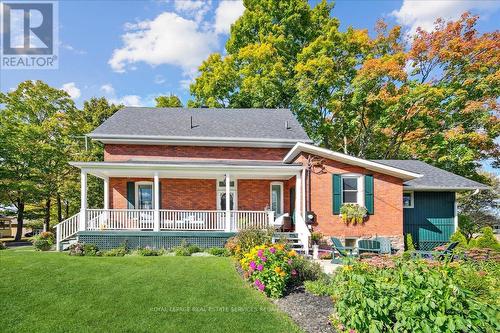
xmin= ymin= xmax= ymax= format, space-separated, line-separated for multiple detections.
xmin=218 ymin=192 xmax=235 ymax=210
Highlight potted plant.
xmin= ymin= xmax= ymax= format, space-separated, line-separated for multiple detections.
xmin=340 ymin=204 xmax=368 ymax=224
xmin=310 ymin=231 xmax=323 ymax=259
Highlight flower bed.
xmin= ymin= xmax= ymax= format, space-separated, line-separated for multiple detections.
xmin=305 ymin=257 xmax=500 ymax=333
xmin=240 ymin=244 xmax=298 ymax=298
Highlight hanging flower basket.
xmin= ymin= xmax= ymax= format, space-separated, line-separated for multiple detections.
xmin=339 ymin=204 xmax=367 ymax=224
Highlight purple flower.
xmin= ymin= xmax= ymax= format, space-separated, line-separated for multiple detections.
xmin=257 ymin=264 xmax=264 ymax=271
xmin=258 ymin=283 xmax=265 ymax=291
xmin=257 ymin=249 xmax=264 ymax=257
xmin=269 ymin=247 xmax=276 ymax=254
xmin=254 ymin=279 xmax=262 ymax=287
xmin=249 ymin=261 xmax=256 ymax=270
xmin=261 ymin=256 xmax=267 ymax=262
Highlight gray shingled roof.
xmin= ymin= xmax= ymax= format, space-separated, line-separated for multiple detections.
xmin=373 ymin=160 xmax=488 ymax=190
xmin=89 ymin=107 xmax=311 ymax=142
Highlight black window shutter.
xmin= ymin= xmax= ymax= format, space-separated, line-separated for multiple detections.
xmin=126 ymin=182 xmax=135 ymax=209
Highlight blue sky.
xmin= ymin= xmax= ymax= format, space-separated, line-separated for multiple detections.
xmin=1 ymin=0 xmax=499 ymax=172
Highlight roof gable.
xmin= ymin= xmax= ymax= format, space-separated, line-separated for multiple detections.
xmin=89 ymin=107 xmax=311 ymax=147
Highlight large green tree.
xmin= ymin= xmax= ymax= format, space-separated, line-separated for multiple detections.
xmin=0 ymin=81 xmax=77 ymax=238
xmin=190 ymin=1 xmax=499 ymax=179
xmin=155 ymin=95 xmax=183 ymax=107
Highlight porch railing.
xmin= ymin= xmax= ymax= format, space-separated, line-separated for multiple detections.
xmin=83 ymin=209 xmax=273 ymax=232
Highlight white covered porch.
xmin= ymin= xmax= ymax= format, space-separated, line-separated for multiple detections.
xmin=56 ymin=160 xmax=310 ymax=251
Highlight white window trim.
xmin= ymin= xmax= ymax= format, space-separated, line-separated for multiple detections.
xmin=270 ymin=181 xmax=284 ymax=216
xmin=403 ymin=191 xmax=414 ymax=209
xmin=135 ymin=181 xmax=154 ymax=209
xmin=340 ymin=174 xmax=365 ymax=207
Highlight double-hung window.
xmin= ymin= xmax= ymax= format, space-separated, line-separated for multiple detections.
xmin=342 ymin=176 xmax=359 ymax=204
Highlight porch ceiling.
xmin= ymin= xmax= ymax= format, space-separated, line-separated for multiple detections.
xmin=69 ymin=160 xmax=302 ymax=179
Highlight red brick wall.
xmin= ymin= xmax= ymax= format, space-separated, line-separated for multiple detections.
xmin=104 ymin=144 xmax=290 ymax=161
xmin=238 ymin=179 xmax=292 ymax=214
xmin=109 ymin=178 xmax=216 ymax=210
xmin=296 ymin=154 xmax=404 ymax=238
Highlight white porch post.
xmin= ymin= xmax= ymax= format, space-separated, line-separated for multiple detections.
xmin=225 ymin=173 xmax=231 ymax=232
xmin=295 ymin=172 xmax=302 ymax=221
xmin=154 ymin=172 xmax=160 ymax=231
xmin=79 ymin=170 xmax=87 ymax=231
xmin=103 ymin=177 xmax=109 ymax=210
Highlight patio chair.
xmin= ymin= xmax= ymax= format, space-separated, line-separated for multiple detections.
xmin=331 ymin=237 xmax=355 ymax=264
xmin=411 ymin=242 xmax=459 ymax=260
xmin=374 ymin=237 xmax=393 ymax=254
xmin=357 ymin=239 xmax=381 ymax=255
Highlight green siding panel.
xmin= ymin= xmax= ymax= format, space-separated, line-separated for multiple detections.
xmin=364 ymin=175 xmax=374 ymax=215
xmin=403 ymin=192 xmax=455 ymax=250
xmin=332 ymin=174 xmax=341 ymax=214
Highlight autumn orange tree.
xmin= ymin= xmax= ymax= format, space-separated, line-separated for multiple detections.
xmin=190 ymin=0 xmax=499 ymax=180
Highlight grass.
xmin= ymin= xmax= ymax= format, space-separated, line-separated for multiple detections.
xmin=0 ymin=248 xmax=301 ymax=333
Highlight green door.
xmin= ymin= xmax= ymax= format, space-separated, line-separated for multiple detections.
xmin=403 ymin=192 xmax=455 ymax=250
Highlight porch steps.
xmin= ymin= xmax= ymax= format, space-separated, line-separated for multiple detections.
xmin=59 ymin=236 xmax=77 ymax=251
xmin=272 ymin=232 xmax=305 ymax=253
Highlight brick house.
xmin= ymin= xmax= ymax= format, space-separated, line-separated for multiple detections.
xmin=56 ymin=107 xmax=487 ymax=252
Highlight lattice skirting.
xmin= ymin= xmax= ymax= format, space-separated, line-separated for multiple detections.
xmin=77 ymin=231 xmax=236 ymax=251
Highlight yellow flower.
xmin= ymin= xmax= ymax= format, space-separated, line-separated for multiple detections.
xmin=343 ymin=265 xmax=353 ymax=271
xmin=280 ymin=271 xmax=286 ymax=277
xmin=288 ymin=250 xmax=297 ymax=257
xmin=276 ymin=244 xmax=285 ymax=251
xmin=274 ymin=267 xmax=282 ymax=274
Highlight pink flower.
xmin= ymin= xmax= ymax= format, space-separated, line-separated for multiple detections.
xmin=261 ymin=256 xmax=267 ymax=262
xmin=349 ymin=330 xmax=356 ymax=333
xmin=257 ymin=264 xmax=264 ymax=271
xmin=254 ymin=279 xmax=261 ymax=287
xmin=288 ymin=259 xmax=293 ymax=265
xmin=258 ymin=283 xmax=265 ymax=291
xmin=249 ymin=261 xmax=256 ymax=270
xmin=291 ymin=269 xmax=297 ymax=276
xmin=269 ymin=247 xmax=276 ymax=253
xmin=257 ymin=249 xmax=264 ymax=257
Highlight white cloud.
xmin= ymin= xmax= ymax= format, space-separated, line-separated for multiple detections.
xmin=100 ymin=84 xmax=115 ymax=95
xmin=392 ymin=0 xmax=500 ymax=33
xmin=154 ymin=75 xmax=166 ymax=84
xmin=214 ymin=0 xmax=245 ymax=34
xmin=61 ymin=82 xmax=81 ymax=99
xmin=108 ymin=12 xmax=218 ymax=75
xmin=174 ymin=0 xmax=211 ymax=23
xmin=110 ymin=95 xmax=143 ymax=107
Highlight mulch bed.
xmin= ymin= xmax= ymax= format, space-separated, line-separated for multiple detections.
xmin=274 ymin=285 xmax=335 ymax=333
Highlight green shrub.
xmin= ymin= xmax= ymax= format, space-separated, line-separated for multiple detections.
xmin=171 ymin=240 xmax=200 ymax=256
xmin=475 ymin=227 xmax=500 ymax=251
xmin=304 ymin=278 xmax=334 ymax=296
xmin=207 ymin=247 xmax=230 ymax=257
xmin=327 ymin=259 xmax=499 ymax=333
xmin=102 ymin=245 xmax=128 ymax=257
xmin=135 ymin=247 xmax=160 ymax=256
xmin=225 ymin=227 xmax=274 ymax=259
xmin=405 ymin=233 xmax=415 ymax=251
xmin=289 ymin=255 xmax=324 ymax=284
xmin=240 ymin=244 xmax=297 ymax=298
xmin=68 ymin=242 xmax=85 ymax=256
xmin=187 ymin=245 xmax=201 ymax=254
xmin=450 ymin=229 xmax=469 ymax=249
xmin=83 ymin=243 xmax=100 ymax=256
xmin=31 ymin=232 xmax=55 ymax=251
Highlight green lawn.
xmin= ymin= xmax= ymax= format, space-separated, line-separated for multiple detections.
xmin=0 ymin=248 xmax=301 ymax=333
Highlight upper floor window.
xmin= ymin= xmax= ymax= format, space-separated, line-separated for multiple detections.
xmin=403 ymin=192 xmax=414 ymax=208
xmin=342 ymin=176 xmax=359 ymax=204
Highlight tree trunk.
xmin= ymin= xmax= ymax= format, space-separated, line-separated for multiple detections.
xmin=65 ymin=200 xmax=69 ymax=220
xmin=15 ymin=200 xmax=25 ymax=241
xmin=44 ymin=198 xmax=51 ymax=232
xmin=57 ymin=193 xmax=62 ymax=222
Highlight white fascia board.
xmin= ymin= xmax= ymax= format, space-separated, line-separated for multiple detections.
xmin=88 ymin=134 xmax=313 ymax=148
xmin=283 ymin=142 xmax=422 ymax=181
xmin=69 ymin=161 xmax=303 ymax=175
